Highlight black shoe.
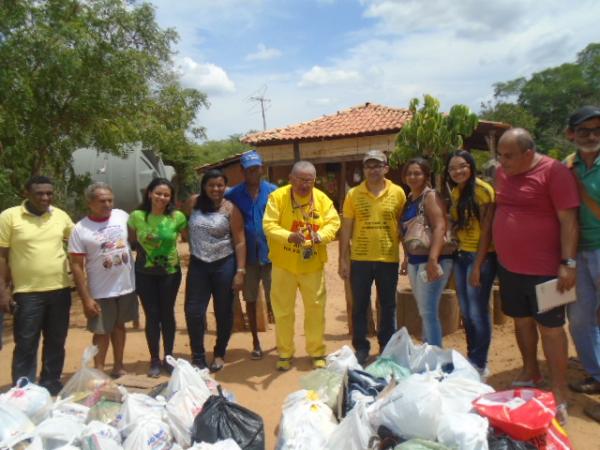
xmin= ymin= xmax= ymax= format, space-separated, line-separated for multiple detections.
xmin=147 ymin=359 xmax=161 ymax=378
xmin=209 ymin=357 xmax=224 ymax=373
xmin=355 ymin=349 xmax=369 ymax=366
xmin=192 ymin=358 xmax=208 ymax=370
xmin=569 ymin=377 xmax=600 ymax=394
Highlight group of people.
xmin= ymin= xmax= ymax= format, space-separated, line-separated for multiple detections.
xmin=0 ymin=106 xmax=599 ymax=426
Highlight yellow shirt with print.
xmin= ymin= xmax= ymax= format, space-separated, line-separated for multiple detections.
xmin=450 ymin=178 xmax=495 ymax=253
xmin=263 ymin=185 xmax=340 ymax=274
xmin=343 ymin=179 xmax=406 ymax=262
xmin=0 ymin=202 xmax=74 ymax=293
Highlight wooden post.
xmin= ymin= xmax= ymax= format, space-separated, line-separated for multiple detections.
xmin=339 ymin=161 xmax=347 ymax=212
xmin=233 ymin=284 xmax=270 ymax=332
xmin=293 ymin=141 xmax=300 ymax=162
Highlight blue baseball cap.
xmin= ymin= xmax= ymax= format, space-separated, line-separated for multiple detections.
xmin=240 ymin=150 xmax=263 ymax=169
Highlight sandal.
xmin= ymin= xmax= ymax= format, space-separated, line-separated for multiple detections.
xmin=556 ymin=403 xmax=568 ymax=427
xmin=110 ymin=368 xmax=127 ymax=379
xmin=209 ymin=357 xmax=225 ymax=373
xmin=511 ymin=375 xmax=544 ymax=388
xmin=276 ymin=357 xmax=292 ymax=371
xmin=250 ymin=348 xmax=263 ymax=360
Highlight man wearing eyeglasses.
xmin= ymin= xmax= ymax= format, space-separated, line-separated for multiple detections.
xmin=338 ymin=150 xmax=406 ymax=365
xmin=263 ymin=160 xmax=340 ymax=371
xmin=564 ymin=106 xmax=600 ymax=422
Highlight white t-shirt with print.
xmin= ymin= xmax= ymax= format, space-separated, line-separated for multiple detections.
xmin=68 ymin=209 xmax=135 ymax=299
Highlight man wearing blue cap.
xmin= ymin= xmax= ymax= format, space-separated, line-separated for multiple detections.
xmin=225 ymin=150 xmax=277 ymax=359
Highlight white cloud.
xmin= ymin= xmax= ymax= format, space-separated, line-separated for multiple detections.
xmin=177 ymin=57 xmax=235 ymax=94
xmin=245 ymin=43 xmax=282 ymax=61
xmin=298 ymin=65 xmax=361 ymax=87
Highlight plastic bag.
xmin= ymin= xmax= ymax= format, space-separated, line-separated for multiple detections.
xmin=88 ymin=399 xmax=122 ymax=425
xmin=365 ymin=357 xmax=410 ymax=382
xmin=438 ymin=375 xmax=495 ymax=414
xmin=35 ymin=416 xmax=85 ymax=449
xmin=166 ymin=384 xmax=211 ymax=448
xmin=299 ymin=368 xmax=343 ymax=410
xmin=381 ymin=328 xmax=479 ymax=381
xmin=0 ymin=377 xmax=52 ymax=424
xmin=81 ymin=420 xmax=122 ymax=444
xmin=339 ymin=369 xmax=387 ymax=417
xmin=325 ymin=400 xmax=373 ymax=450
xmin=51 ymin=397 xmax=91 ymax=423
xmin=369 ymin=372 xmax=442 ymax=441
xmin=276 ymin=390 xmax=337 ymax=450
xmin=472 ymin=389 xmax=556 ymax=441
xmin=488 ymin=432 xmax=536 ymax=450
xmin=0 ymin=403 xmax=36 ymax=449
xmin=394 ymin=439 xmax=451 ymax=449
xmin=527 ymin=418 xmax=573 ymax=450
xmin=58 ymin=346 xmax=120 ymax=407
xmin=116 ymin=388 xmax=167 ymax=436
xmin=436 ymin=412 xmax=489 ymax=450
xmin=122 ymin=417 xmax=173 ymax=450
xmin=326 ymin=345 xmax=362 ymax=374
xmin=164 ymin=356 xmax=214 ymax=399
xmin=189 ymin=439 xmax=242 ymax=449
xmin=192 ymin=390 xmax=264 ymax=450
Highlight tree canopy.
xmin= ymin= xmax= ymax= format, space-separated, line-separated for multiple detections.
xmin=0 ymin=0 xmax=207 ymax=210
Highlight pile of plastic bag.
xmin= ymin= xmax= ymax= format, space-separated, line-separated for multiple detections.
xmin=276 ymin=328 xmax=573 ymax=450
xmin=0 ymin=347 xmax=263 ymax=450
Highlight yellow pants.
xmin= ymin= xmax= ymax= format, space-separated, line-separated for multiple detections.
xmin=271 ymin=265 xmax=327 ymax=358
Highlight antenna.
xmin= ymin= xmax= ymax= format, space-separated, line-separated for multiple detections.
xmin=248 ymin=85 xmax=271 ymax=130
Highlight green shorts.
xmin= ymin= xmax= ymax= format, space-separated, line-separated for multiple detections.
xmin=87 ymin=291 xmax=139 ymax=335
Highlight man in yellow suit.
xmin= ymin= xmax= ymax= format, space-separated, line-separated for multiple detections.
xmin=263 ymin=161 xmax=340 ymax=370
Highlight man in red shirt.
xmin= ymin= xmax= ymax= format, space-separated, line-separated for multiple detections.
xmin=493 ymin=128 xmax=579 ymax=425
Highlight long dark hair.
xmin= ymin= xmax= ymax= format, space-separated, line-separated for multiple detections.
xmin=444 ymin=150 xmax=479 ymax=230
xmin=402 ymin=157 xmax=432 ymax=191
xmin=139 ymin=178 xmax=176 ymax=218
xmin=194 ymin=169 xmax=228 ymax=213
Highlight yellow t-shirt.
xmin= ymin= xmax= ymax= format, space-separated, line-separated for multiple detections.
xmin=450 ymin=178 xmax=495 ymax=252
xmin=263 ymin=185 xmax=340 ymax=274
xmin=0 ymin=202 xmax=74 ymax=293
xmin=343 ymin=179 xmax=406 ymax=262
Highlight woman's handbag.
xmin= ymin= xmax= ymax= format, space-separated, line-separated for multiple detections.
xmin=403 ymin=189 xmax=458 ymax=256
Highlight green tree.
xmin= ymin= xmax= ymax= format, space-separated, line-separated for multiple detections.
xmin=391 ymin=94 xmax=479 ymax=186
xmin=0 ymin=0 xmax=206 ymax=210
xmin=479 ymin=101 xmax=538 ymax=131
xmin=195 ymin=134 xmax=253 ymax=165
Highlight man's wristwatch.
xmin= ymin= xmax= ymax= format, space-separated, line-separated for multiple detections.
xmin=237 ymin=268 xmax=246 ymax=274
xmin=560 ymin=258 xmax=576 ymax=269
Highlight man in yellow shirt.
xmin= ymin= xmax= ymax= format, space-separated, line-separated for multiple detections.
xmin=263 ymin=161 xmax=340 ymax=370
xmin=339 ymin=150 xmax=406 ymax=365
xmin=0 ymin=176 xmax=74 ymax=394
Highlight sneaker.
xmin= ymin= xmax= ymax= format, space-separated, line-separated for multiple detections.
xmin=312 ymin=357 xmax=326 ymax=369
xmin=568 ymin=377 xmax=600 ymax=394
xmin=355 ymin=349 xmax=369 ymax=366
xmin=147 ymin=360 xmax=161 ymax=378
xmin=276 ymin=358 xmax=292 ymax=371
xmin=192 ymin=358 xmax=208 ymax=370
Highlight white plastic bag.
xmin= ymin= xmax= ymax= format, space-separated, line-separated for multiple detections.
xmin=166 ymin=384 xmax=211 ymax=448
xmin=0 ymin=403 xmax=36 ymax=449
xmin=35 ymin=416 xmax=85 ymax=449
xmin=122 ymin=417 xmax=173 ymax=450
xmin=325 ymin=400 xmax=373 ymax=450
xmin=276 ymin=390 xmax=338 ymax=450
xmin=116 ymin=388 xmax=166 ymax=436
xmin=80 ymin=420 xmax=122 ymax=444
xmin=368 ymin=372 xmax=442 ymax=441
xmin=436 ymin=412 xmax=489 ymax=450
xmin=0 ymin=377 xmax=52 ymax=424
xmin=325 ymin=345 xmax=362 ymax=374
xmin=52 ymin=397 xmax=91 ymax=423
xmin=189 ymin=439 xmax=242 ymax=449
xmin=438 ymin=375 xmax=495 ymax=414
xmin=164 ymin=356 xmax=213 ymax=399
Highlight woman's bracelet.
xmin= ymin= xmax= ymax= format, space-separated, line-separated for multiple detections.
xmin=236 ymin=268 xmax=246 ymax=274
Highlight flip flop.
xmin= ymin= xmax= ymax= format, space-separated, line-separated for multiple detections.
xmin=250 ymin=349 xmax=263 ymax=360
xmin=209 ymin=358 xmax=224 ymax=373
xmin=110 ymin=368 xmax=127 ymax=379
xmin=511 ymin=376 xmax=544 ymax=388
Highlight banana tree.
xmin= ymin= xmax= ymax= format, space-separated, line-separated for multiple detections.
xmin=390 ymin=94 xmax=479 ymax=189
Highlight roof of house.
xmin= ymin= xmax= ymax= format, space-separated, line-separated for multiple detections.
xmin=242 ymin=102 xmax=412 ymax=145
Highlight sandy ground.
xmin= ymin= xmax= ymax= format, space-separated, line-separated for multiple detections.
xmin=1 ymin=242 xmax=599 ymax=449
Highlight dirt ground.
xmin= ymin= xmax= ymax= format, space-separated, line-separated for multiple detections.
xmin=1 ymin=243 xmax=598 ymax=449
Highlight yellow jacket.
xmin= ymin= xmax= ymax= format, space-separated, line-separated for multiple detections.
xmin=263 ymin=185 xmax=340 ymax=274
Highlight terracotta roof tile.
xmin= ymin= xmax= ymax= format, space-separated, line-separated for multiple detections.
xmin=242 ymin=102 xmax=412 ymax=145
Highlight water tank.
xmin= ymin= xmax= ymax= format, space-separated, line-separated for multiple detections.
xmin=72 ymin=144 xmax=175 ymax=212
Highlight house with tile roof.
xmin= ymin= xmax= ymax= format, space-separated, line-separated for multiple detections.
xmin=198 ymin=102 xmax=510 ymax=209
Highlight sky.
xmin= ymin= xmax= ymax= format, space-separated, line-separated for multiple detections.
xmin=148 ymin=0 xmax=600 ymax=141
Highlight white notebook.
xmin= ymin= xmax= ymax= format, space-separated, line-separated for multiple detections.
xmin=535 ymin=278 xmax=576 ymax=313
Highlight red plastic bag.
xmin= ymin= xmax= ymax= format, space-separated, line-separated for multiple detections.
xmin=527 ymin=419 xmax=573 ymax=450
xmin=472 ymin=389 xmax=556 ymax=441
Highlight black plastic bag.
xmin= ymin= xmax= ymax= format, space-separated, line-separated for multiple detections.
xmin=192 ymin=389 xmax=265 ymax=450
xmin=488 ymin=432 xmax=537 ymax=450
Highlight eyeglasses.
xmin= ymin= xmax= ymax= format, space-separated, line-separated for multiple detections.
xmin=448 ymin=164 xmax=470 ymax=173
xmin=294 ymin=177 xmax=315 ymax=184
xmin=575 ymin=127 xmax=600 ymax=138
xmin=363 ymin=164 xmax=385 ymax=170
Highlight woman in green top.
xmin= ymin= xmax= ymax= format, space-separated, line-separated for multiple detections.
xmin=128 ymin=178 xmax=187 ymax=377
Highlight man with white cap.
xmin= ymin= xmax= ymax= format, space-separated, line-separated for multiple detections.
xmin=225 ymin=150 xmax=277 ymax=359
xmin=339 ymin=150 xmax=406 ymax=365
xmin=564 ymin=106 xmax=600 ymax=422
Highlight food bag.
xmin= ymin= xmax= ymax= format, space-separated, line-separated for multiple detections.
xmin=0 ymin=377 xmax=52 ymax=424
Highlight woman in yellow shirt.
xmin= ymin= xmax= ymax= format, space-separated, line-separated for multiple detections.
xmin=445 ymin=150 xmax=497 ymax=377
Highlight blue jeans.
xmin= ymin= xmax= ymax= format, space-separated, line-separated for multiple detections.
xmin=350 ymin=261 xmax=399 ymax=354
xmin=453 ymin=251 xmax=497 ymax=369
xmin=185 ymin=254 xmax=235 ymax=363
xmin=12 ymin=288 xmax=71 ymax=392
xmin=568 ymin=249 xmax=600 ymax=382
xmin=407 ymin=258 xmax=454 ymax=347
